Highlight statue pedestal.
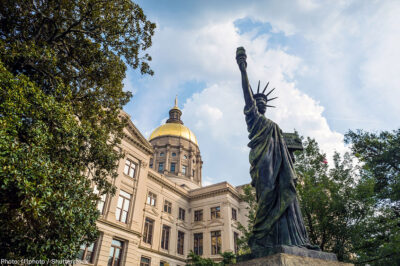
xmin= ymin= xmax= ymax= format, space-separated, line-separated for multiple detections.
xmin=235 ymin=245 xmax=353 ymax=266
xmin=234 ymin=253 xmax=353 ymax=266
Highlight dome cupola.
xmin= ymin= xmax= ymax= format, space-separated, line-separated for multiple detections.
xmin=149 ymin=97 xmax=202 ymax=189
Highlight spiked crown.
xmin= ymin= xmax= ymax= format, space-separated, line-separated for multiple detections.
xmin=252 ymin=80 xmax=278 ymax=108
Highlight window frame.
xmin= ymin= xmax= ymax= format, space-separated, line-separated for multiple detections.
xmin=210 ymin=206 xmax=221 ymax=219
xmin=143 ymin=217 xmax=154 ymax=244
xmin=158 ymin=162 xmax=164 ymax=172
xmin=115 ymin=190 xmax=131 ymax=223
xmin=182 ymin=165 xmax=187 ymax=175
xmin=108 ymin=239 xmax=123 ymax=266
xmin=77 ymin=241 xmax=97 ymax=263
xmin=232 ymin=208 xmax=237 ymax=220
xmin=178 ymin=208 xmax=186 ymax=221
xmin=163 ymin=200 xmax=172 ymax=214
xmin=170 ymin=162 xmax=176 ymax=172
xmin=193 ymin=233 xmax=203 ymax=256
xmin=194 ymin=209 xmax=203 ymax=221
xmin=123 ymin=158 xmax=136 ymax=178
xmin=211 ymin=231 xmax=221 ymax=255
xmin=140 ymin=256 xmax=151 ymax=266
xmin=234 ymin=232 xmax=239 ymax=254
xmin=93 ymin=185 xmax=107 ymax=215
xmin=146 ymin=191 xmax=157 ymax=207
xmin=177 ymin=231 xmax=185 ymax=255
xmin=161 ymin=225 xmax=171 ymax=250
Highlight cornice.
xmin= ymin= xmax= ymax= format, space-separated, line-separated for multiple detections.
xmin=97 ymin=218 xmax=141 ymax=237
xmin=139 ymin=245 xmax=186 ymax=262
xmin=148 ymin=173 xmax=242 ymax=202
xmin=189 ymin=184 xmax=241 ymax=202
xmin=147 ymin=171 xmax=189 ymax=200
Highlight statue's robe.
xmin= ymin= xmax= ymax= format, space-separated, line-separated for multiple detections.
xmin=245 ymin=100 xmax=311 ymax=250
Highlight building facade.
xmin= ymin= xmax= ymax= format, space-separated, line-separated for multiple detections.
xmin=76 ymin=101 xmax=248 ymax=266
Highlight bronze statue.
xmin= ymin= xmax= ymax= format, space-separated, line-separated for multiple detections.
xmin=236 ymin=47 xmax=318 ymax=258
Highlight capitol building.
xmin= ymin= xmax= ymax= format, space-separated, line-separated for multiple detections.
xmin=77 ymin=100 xmax=249 ymax=266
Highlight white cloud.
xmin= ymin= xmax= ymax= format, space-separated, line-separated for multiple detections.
xmin=127 ymin=0 xmax=400 ymax=185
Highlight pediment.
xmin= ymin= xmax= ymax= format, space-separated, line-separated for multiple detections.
xmin=192 ymin=222 xmax=206 ymax=229
xmin=161 ymin=213 xmax=174 ymax=223
xmin=207 ymin=219 xmax=224 ymax=227
xmin=176 ymin=220 xmax=189 ymax=229
xmin=144 ymin=205 xmax=159 ymax=216
xmin=121 ymin=111 xmax=153 ymax=155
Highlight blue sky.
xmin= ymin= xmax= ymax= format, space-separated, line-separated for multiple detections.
xmin=123 ymin=0 xmax=400 ymax=186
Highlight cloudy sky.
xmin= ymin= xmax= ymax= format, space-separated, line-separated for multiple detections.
xmin=124 ymin=0 xmax=400 ymax=186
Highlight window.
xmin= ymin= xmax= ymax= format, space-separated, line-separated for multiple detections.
xmin=211 ymin=206 xmax=221 ymax=219
xmin=158 ymin=162 xmax=164 ymax=172
xmin=161 ymin=225 xmax=171 ymax=250
xmin=149 ymin=159 xmax=153 ymax=169
xmin=170 ymin=163 xmax=176 ymax=172
xmin=124 ymin=159 xmax=136 ymax=178
xmin=108 ymin=239 xmax=123 ymax=266
xmin=193 ymin=233 xmax=203 ymax=255
xmin=211 ymin=231 xmax=221 ymax=255
xmin=194 ymin=210 xmax=203 ymax=221
xmin=177 ymin=231 xmax=185 ymax=255
xmin=234 ymin=232 xmax=239 ymax=254
xmin=182 ymin=165 xmax=187 ymax=175
xmin=77 ymin=241 xmax=96 ymax=263
xmin=163 ymin=200 xmax=172 ymax=214
xmin=140 ymin=256 xmax=151 ymax=266
xmin=183 ymin=155 xmax=187 ymax=159
xmin=192 ymin=170 xmax=195 ymax=176
xmin=193 ymin=159 xmax=195 ymax=164
xmin=115 ymin=190 xmax=131 ymax=223
xmin=146 ymin=192 xmax=157 ymax=206
xmin=143 ymin=218 xmax=154 ymax=244
xmin=160 ymin=262 xmax=168 ymax=266
xmin=160 ymin=152 xmax=164 ymax=157
xmin=172 ymin=152 xmax=176 ymax=157
xmin=93 ymin=185 xmax=107 ymax=214
xmin=178 ymin=208 xmax=185 ymax=221
xmin=232 ymin=208 xmax=237 ymax=220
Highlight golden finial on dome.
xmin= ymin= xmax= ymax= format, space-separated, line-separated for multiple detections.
xmin=174 ymin=95 xmax=178 ymax=107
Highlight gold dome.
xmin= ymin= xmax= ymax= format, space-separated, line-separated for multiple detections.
xmin=149 ymin=123 xmax=198 ymax=145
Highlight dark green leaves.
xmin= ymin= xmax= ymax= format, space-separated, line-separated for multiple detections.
xmin=0 ymin=0 xmax=154 ymax=259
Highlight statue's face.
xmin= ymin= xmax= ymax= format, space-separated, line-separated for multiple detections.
xmin=256 ymin=98 xmax=267 ymax=114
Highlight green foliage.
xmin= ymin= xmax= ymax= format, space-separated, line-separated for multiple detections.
xmin=236 ymin=184 xmax=257 ymax=255
xmin=186 ymin=251 xmax=236 ymax=266
xmin=0 ymin=63 xmax=99 ymax=259
xmin=345 ymin=130 xmax=400 ymax=265
xmin=345 ymin=129 xmax=400 ymax=205
xmin=0 ymin=0 xmax=155 ymax=259
xmin=295 ymin=137 xmax=376 ymax=262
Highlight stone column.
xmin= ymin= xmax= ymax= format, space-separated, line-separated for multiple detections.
xmin=165 ymin=144 xmax=170 ymax=172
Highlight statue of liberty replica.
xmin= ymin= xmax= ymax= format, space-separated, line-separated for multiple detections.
xmin=235 ymin=47 xmax=342 ymax=264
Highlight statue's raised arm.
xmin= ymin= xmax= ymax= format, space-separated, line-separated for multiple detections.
xmin=236 ymin=47 xmax=254 ymax=109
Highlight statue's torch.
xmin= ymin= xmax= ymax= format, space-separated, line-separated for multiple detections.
xmin=236 ymin=46 xmax=247 ymax=70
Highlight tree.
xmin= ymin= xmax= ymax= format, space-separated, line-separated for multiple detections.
xmin=0 ymin=64 xmax=99 ymax=259
xmin=0 ymin=0 xmax=155 ymax=259
xmin=345 ymin=130 xmax=400 ymax=265
xmin=236 ymin=184 xmax=257 ymax=255
xmin=295 ymin=137 xmax=375 ymax=262
xmin=186 ymin=251 xmax=236 ymax=266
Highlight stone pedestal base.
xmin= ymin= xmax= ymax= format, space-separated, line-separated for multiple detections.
xmin=234 ymin=253 xmax=353 ymax=266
